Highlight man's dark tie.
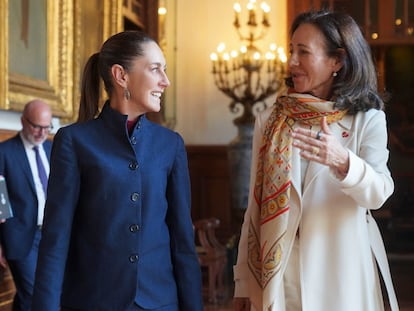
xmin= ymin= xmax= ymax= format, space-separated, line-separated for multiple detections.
xmin=33 ymin=145 xmax=48 ymax=194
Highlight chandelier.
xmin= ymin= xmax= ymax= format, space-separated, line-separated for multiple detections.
xmin=210 ymin=0 xmax=287 ymax=126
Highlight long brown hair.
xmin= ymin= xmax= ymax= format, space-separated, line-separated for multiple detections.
xmin=286 ymin=10 xmax=385 ymax=113
xmin=77 ymin=31 xmax=155 ymax=122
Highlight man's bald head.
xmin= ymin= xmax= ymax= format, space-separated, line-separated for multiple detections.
xmin=21 ymin=99 xmax=52 ymax=145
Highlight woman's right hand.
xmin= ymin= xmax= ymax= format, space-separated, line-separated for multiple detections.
xmin=233 ymin=297 xmax=251 ymax=311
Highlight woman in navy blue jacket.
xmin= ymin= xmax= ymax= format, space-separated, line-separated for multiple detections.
xmin=32 ymin=31 xmax=203 ymax=311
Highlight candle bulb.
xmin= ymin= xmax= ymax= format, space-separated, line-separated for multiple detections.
xmin=223 ymin=53 xmax=230 ymax=73
xmin=247 ymin=3 xmax=257 ymax=26
xmin=233 ymin=3 xmax=241 ymax=28
xmin=261 ymin=2 xmax=270 ymax=27
xmin=231 ymin=50 xmax=238 ymax=70
xmin=265 ymin=51 xmax=274 ymax=73
xmin=278 ymin=47 xmax=287 ymax=63
xmin=217 ymin=42 xmax=226 ymax=54
xmin=210 ymin=53 xmax=218 ymax=73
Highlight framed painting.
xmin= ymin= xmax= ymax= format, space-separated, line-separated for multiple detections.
xmin=0 ymin=0 xmax=168 ymax=122
xmin=0 ymin=0 xmax=75 ymax=119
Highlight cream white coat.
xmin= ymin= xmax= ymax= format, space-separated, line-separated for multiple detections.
xmin=234 ymin=106 xmax=396 ymax=311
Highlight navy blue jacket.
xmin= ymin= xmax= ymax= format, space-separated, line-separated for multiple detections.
xmin=0 ymin=134 xmax=52 ymax=259
xmin=32 ymin=103 xmax=203 ymax=311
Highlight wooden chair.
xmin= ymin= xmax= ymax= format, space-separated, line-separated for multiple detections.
xmin=193 ymin=217 xmax=227 ymax=304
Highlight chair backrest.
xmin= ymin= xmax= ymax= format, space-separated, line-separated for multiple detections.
xmin=193 ymin=217 xmax=225 ymax=256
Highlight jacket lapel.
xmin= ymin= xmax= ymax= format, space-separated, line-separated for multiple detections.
xmin=13 ymin=135 xmax=37 ymax=193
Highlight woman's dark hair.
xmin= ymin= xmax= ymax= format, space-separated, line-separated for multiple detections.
xmin=77 ymin=31 xmax=155 ymax=122
xmin=286 ymin=10 xmax=384 ymax=113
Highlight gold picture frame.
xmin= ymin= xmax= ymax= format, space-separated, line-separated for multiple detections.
xmin=0 ymin=0 xmax=165 ymax=123
xmin=0 ymin=0 xmax=75 ymax=119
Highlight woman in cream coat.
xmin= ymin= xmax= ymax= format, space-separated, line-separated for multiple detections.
xmin=233 ymin=10 xmax=398 ymax=311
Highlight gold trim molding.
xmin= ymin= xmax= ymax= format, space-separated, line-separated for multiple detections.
xmin=1 ymin=0 xmax=77 ymax=119
xmin=0 ymin=0 xmax=145 ymax=123
xmin=0 ymin=0 xmax=9 ymax=110
xmin=103 ymin=0 xmax=123 ymax=40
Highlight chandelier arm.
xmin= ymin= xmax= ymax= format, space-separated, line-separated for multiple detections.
xmin=210 ymin=1 xmax=287 ymax=124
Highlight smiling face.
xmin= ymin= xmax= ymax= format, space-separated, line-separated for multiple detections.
xmin=288 ymin=23 xmax=342 ymax=99
xmin=125 ymin=41 xmax=170 ymax=115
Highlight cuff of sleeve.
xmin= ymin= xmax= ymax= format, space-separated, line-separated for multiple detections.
xmin=330 ymin=150 xmax=364 ymax=187
xmin=233 ymin=264 xmax=249 ymax=297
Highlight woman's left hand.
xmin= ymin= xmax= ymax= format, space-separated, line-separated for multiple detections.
xmin=292 ymin=117 xmax=350 ymax=178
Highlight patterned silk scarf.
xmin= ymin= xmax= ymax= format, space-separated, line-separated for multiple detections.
xmin=247 ymin=92 xmax=347 ymax=310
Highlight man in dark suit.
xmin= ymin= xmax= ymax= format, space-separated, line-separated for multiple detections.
xmin=0 ymin=99 xmax=53 ymax=311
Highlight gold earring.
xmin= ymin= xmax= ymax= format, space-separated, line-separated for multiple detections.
xmin=124 ymin=88 xmax=131 ymax=100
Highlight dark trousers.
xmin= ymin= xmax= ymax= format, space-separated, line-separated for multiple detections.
xmin=61 ymin=303 xmax=179 ymax=311
xmin=8 ymin=229 xmax=41 ymax=311
xmin=125 ymin=303 xmax=179 ymax=311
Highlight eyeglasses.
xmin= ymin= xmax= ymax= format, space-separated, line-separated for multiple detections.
xmin=25 ymin=117 xmax=53 ymax=132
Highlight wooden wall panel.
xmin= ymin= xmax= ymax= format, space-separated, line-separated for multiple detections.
xmin=0 ymin=268 xmax=14 ymax=310
xmin=186 ymin=145 xmax=239 ymax=243
xmin=0 ymin=130 xmax=16 ymax=142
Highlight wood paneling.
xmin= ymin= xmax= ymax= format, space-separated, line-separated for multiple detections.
xmin=0 ymin=268 xmax=14 ymax=310
xmin=0 ymin=130 xmax=16 ymax=142
xmin=186 ymin=145 xmax=239 ymax=243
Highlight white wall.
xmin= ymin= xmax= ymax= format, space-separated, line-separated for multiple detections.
xmin=0 ymin=109 xmax=61 ymax=134
xmin=0 ymin=110 xmax=23 ymax=131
